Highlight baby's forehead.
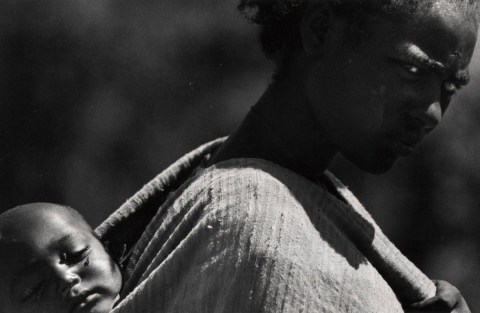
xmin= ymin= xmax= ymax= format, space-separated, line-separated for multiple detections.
xmin=0 ymin=204 xmax=93 ymax=251
xmin=1 ymin=204 xmax=90 ymax=231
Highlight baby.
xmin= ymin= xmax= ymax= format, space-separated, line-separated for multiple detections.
xmin=0 ymin=203 xmax=467 ymax=313
xmin=0 ymin=203 xmax=122 ymax=313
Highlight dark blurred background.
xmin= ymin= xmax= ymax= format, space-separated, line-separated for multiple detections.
xmin=1 ymin=0 xmax=479 ymax=308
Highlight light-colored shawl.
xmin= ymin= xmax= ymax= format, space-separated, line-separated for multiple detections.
xmin=96 ymin=139 xmax=435 ymax=313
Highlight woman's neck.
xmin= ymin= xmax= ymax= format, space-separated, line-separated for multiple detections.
xmin=208 ymin=61 xmax=338 ymax=181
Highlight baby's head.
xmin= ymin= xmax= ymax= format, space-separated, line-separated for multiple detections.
xmin=0 ymin=203 xmax=122 ymax=313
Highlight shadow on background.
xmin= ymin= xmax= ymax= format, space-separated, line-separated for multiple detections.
xmin=1 ymin=0 xmax=479 ymax=308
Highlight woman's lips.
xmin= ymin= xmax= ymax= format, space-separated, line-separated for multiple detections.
xmin=386 ymin=135 xmax=418 ymax=157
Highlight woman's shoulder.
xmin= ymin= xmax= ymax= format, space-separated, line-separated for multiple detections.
xmin=189 ymin=158 xmax=314 ymax=207
xmin=165 ymin=157 xmax=337 ymax=229
xmin=189 ymin=157 xmax=324 ymax=200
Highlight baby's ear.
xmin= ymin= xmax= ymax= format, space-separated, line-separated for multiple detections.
xmin=102 ymin=239 xmax=129 ymax=265
xmin=103 ymin=240 xmax=111 ymax=252
xmin=93 ymin=231 xmax=114 ymax=254
xmin=102 ymin=240 xmax=122 ymax=261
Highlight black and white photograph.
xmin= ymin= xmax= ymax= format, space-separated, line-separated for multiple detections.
xmin=0 ymin=0 xmax=479 ymax=312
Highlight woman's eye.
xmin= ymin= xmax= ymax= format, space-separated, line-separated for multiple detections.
xmin=60 ymin=247 xmax=90 ymax=265
xmin=401 ymin=63 xmax=423 ymax=76
xmin=393 ymin=60 xmax=428 ymax=81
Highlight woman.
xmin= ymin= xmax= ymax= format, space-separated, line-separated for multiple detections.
xmin=98 ymin=1 xmax=478 ymax=312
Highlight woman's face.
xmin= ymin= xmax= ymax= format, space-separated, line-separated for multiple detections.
xmin=0 ymin=205 xmax=122 ymax=313
xmin=306 ymin=2 xmax=478 ymax=173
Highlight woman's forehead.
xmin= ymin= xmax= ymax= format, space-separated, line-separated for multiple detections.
xmin=408 ymin=4 xmax=476 ymax=63
xmin=362 ymin=2 xmax=477 ymax=62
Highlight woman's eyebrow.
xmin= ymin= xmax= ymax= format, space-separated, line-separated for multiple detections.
xmin=398 ymin=43 xmax=446 ymax=72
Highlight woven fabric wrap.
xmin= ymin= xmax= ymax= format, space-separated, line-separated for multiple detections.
xmin=97 ymin=139 xmax=435 ymax=313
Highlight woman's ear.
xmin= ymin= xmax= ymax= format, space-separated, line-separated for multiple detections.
xmin=301 ymin=3 xmax=335 ymax=56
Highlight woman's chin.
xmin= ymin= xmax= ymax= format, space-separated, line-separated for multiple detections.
xmin=344 ymin=151 xmax=398 ymax=175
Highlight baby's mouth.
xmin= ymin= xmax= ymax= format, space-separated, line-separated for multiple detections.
xmin=69 ymin=291 xmax=96 ymax=313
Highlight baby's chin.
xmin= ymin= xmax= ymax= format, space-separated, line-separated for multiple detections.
xmin=89 ymin=296 xmax=119 ymax=313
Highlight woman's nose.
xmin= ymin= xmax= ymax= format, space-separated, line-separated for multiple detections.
xmin=410 ymin=100 xmax=442 ymax=131
xmin=410 ymin=81 xmax=444 ymax=131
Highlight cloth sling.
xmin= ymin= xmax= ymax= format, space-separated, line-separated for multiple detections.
xmin=96 ymin=138 xmax=435 ymax=312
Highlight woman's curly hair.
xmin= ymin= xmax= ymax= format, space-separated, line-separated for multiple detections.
xmin=238 ymin=0 xmax=479 ymax=64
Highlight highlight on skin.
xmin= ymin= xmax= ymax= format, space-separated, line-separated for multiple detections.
xmin=0 ymin=203 xmax=122 ymax=313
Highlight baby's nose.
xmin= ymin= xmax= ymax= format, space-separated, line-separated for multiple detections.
xmin=67 ymin=283 xmax=82 ymax=298
xmin=57 ymin=272 xmax=81 ymax=299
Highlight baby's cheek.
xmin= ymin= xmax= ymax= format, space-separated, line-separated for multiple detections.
xmin=91 ymin=250 xmax=122 ymax=294
xmin=13 ymin=300 xmax=68 ymax=313
xmin=91 ymin=297 xmax=119 ymax=313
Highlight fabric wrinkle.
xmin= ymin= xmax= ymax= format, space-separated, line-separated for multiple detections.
xmin=98 ymin=139 xmax=434 ymax=313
